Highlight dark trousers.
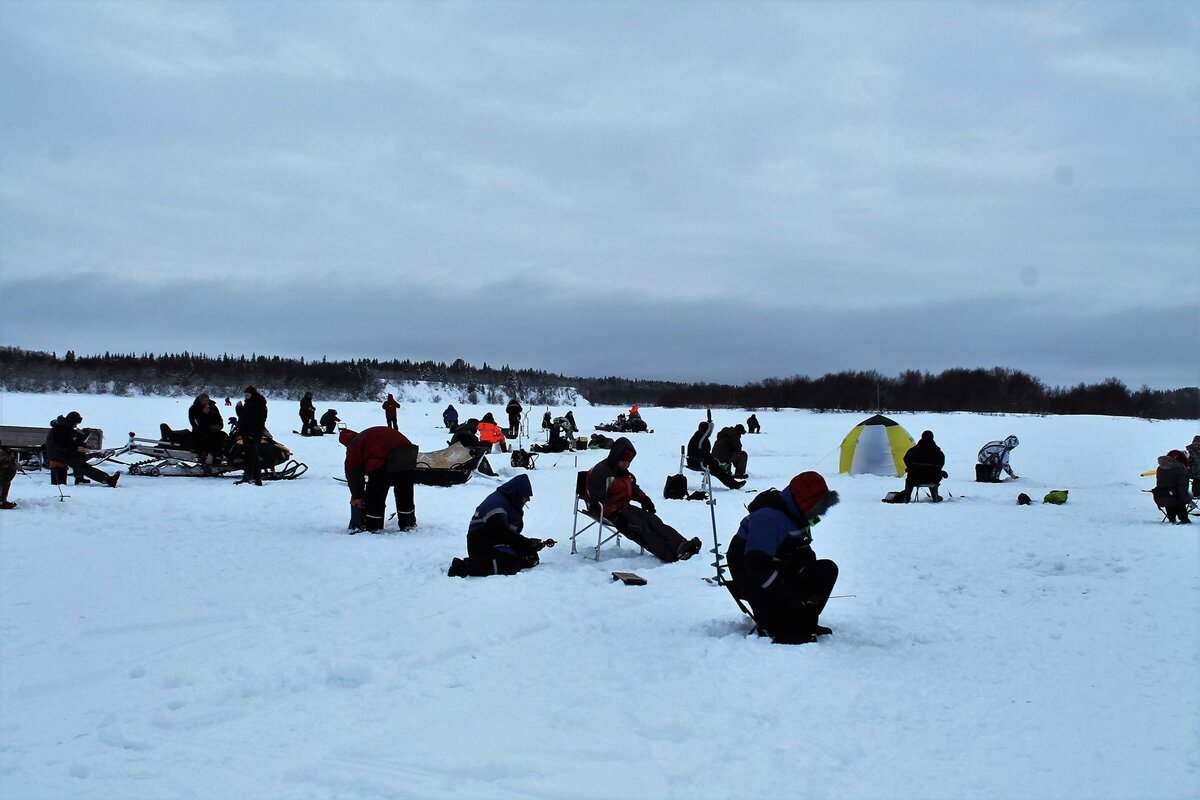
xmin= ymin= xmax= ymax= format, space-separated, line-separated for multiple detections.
xmin=508 ymin=414 xmax=521 ymax=438
xmin=743 ymin=559 xmax=839 ymax=643
xmin=688 ymin=454 xmax=742 ymax=489
xmin=465 ymin=534 xmax=539 ymax=576
xmin=1163 ymin=504 xmax=1191 ymax=524
xmin=611 ymin=506 xmax=687 ymax=563
xmin=905 ymin=474 xmax=941 ymax=501
xmin=240 ymin=430 xmax=262 ymax=483
xmin=386 ymin=416 xmax=398 ymax=431
xmin=363 ymin=469 xmax=415 ymax=531
xmin=68 ymin=454 xmax=113 ymax=484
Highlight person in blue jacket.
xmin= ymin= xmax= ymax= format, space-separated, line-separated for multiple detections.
xmin=725 ymin=471 xmax=840 ymax=644
xmin=443 ymin=404 xmax=459 ymax=432
xmin=447 ymin=474 xmax=555 ymax=577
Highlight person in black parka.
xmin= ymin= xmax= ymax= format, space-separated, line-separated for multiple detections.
xmin=447 ymin=474 xmax=554 ymax=577
xmin=505 ymin=398 xmax=523 ymax=438
xmin=44 ymin=411 xmax=120 ymax=487
xmin=903 ymin=430 xmax=946 ymax=502
xmin=320 ymin=408 xmax=341 ymax=434
xmin=726 ymin=471 xmax=840 ymax=645
xmin=712 ymin=424 xmax=749 ymax=479
xmin=747 ymin=414 xmax=761 ymax=434
xmin=236 ymin=387 xmax=268 ymax=486
xmin=299 ymin=391 xmax=318 ymax=436
xmin=686 ymin=421 xmax=745 ymax=489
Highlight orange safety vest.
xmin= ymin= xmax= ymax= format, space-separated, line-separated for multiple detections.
xmin=476 ymin=422 xmax=506 ymax=444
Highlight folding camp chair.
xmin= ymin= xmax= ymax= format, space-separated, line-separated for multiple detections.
xmin=570 ymin=470 xmax=641 ymax=560
xmin=910 ymin=483 xmax=942 ymax=502
xmin=1147 ymin=487 xmax=1196 ymax=522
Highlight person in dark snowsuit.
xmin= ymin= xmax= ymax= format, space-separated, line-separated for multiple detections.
xmin=320 ymin=408 xmax=341 ymax=434
xmin=1154 ymin=450 xmax=1192 ymax=524
xmin=1 ymin=447 xmax=19 ymax=508
xmin=340 ymin=426 xmax=419 ymax=532
xmin=236 ymin=387 xmax=268 ymax=486
xmin=1185 ymin=435 xmax=1200 ymax=497
xmin=686 ymin=421 xmax=745 ymax=489
xmin=447 ymin=474 xmax=555 ymax=577
xmin=712 ymin=424 xmax=749 ymax=480
xmin=299 ymin=391 xmax=318 ymax=436
xmin=747 ymin=414 xmax=761 ymax=434
xmin=902 ymin=430 xmax=946 ymax=502
xmin=382 ymin=394 xmax=400 ymax=431
xmin=586 ymin=437 xmax=701 ymax=563
xmin=725 ymin=471 xmax=840 ymax=645
xmin=443 ymin=405 xmax=459 ymax=431
xmin=505 ymin=398 xmax=523 ymax=438
xmin=189 ymin=393 xmax=228 ymax=472
xmin=44 ymin=411 xmax=120 ymax=487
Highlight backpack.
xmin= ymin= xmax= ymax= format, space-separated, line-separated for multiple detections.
xmin=663 ymin=473 xmax=687 ymax=500
xmin=510 ymin=449 xmax=536 ymax=470
xmin=1043 ymin=489 xmax=1068 ymax=505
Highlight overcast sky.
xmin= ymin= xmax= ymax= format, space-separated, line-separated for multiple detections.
xmin=1 ymin=1 xmax=1197 ymax=390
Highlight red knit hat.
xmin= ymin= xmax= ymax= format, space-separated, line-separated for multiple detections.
xmin=788 ymin=471 xmax=830 ymax=515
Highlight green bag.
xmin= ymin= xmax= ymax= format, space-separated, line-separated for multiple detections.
xmin=1043 ymin=489 xmax=1069 ymax=505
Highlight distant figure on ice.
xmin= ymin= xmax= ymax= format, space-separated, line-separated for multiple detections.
xmin=382 ymin=393 xmax=400 ymax=431
xmin=320 ymin=408 xmax=341 ymax=434
xmin=726 ymin=471 xmax=840 ymax=645
xmin=340 ymin=426 xmax=419 ymax=532
xmin=44 ymin=411 xmax=120 ymax=488
xmin=506 ymin=398 xmax=523 ymax=438
xmin=235 ymin=387 xmax=268 ymax=486
xmin=447 ymin=474 xmax=555 ymax=577
xmin=1154 ymin=450 xmax=1192 ymax=524
xmin=299 ymin=391 xmax=319 ymax=436
xmin=542 ymin=411 xmax=552 ymax=432
xmin=625 ymin=406 xmax=648 ymax=433
xmin=0 ymin=447 xmax=18 ymax=509
xmin=586 ymin=437 xmax=701 ymax=563
xmin=903 ymin=430 xmax=946 ymax=502
xmin=747 ymin=414 xmax=761 ymax=434
xmin=476 ymin=413 xmax=508 ymax=453
xmin=976 ymin=435 xmax=1019 ymax=482
xmin=443 ymin=404 xmax=459 ymax=431
xmin=564 ymin=411 xmax=578 ymax=435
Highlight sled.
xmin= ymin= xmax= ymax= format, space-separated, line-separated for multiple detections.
xmin=611 ymin=571 xmax=647 ymax=586
xmin=0 ymin=424 xmax=110 ymax=471
xmin=122 ymin=433 xmax=307 ymax=480
xmin=412 ymin=442 xmax=491 ymax=487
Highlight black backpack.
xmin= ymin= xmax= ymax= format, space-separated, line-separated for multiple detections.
xmin=663 ymin=473 xmax=687 ymax=500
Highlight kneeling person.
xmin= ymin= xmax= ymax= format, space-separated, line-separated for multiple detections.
xmin=448 ymin=475 xmax=555 ymax=577
xmin=587 ymin=438 xmax=701 ymax=562
xmin=726 ymin=471 xmax=840 ymax=644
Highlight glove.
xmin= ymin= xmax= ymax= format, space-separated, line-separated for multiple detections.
xmin=350 ymin=497 xmax=364 ymax=508
xmin=641 ymin=499 xmax=656 ymax=514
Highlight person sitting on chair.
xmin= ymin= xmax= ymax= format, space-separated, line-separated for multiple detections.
xmin=686 ymin=421 xmax=745 ymax=490
xmin=1155 ymin=450 xmax=1192 ymax=524
xmin=903 ymin=430 xmax=946 ymax=502
xmin=340 ymin=426 xmax=419 ymax=532
xmin=586 ymin=437 xmax=701 ymax=563
xmin=713 ymin=424 xmax=749 ymax=480
xmin=447 ymin=474 xmax=555 ymax=577
xmin=320 ymin=408 xmax=341 ymax=434
xmin=747 ymin=414 xmax=761 ymax=434
xmin=0 ymin=447 xmax=18 ymax=509
xmin=725 ymin=471 xmax=840 ymax=645
xmin=443 ymin=404 xmax=459 ymax=431
xmin=976 ymin=435 xmax=1019 ymax=482
xmin=44 ymin=412 xmax=120 ymax=488
xmin=1185 ymin=435 xmax=1200 ymax=497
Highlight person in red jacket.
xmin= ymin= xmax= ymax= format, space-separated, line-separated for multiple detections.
xmin=476 ymin=413 xmax=508 ymax=453
xmin=382 ymin=393 xmax=400 ymax=430
xmin=340 ymin=426 xmax=419 ymax=532
xmin=586 ymin=437 xmax=701 ymax=562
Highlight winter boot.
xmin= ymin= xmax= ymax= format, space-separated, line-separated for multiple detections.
xmin=106 ymin=473 xmax=120 ymax=488
xmin=447 ymin=558 xmax=468 ymax=578
xmin=396 ymin=511 xmax=417 ymax=532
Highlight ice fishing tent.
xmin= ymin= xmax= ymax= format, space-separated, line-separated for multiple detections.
xmin=838 ymin=414 xmax=915 ymax=476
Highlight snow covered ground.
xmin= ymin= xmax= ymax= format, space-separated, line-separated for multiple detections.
xmin=1 ymin=390 xmax=1196 ymax=799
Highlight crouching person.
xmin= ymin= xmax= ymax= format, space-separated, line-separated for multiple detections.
xmin=726 ymin=471 xmax=840 ymax=645
xmin=448 ymin=475 xmax=555 ymax=577
xmin=340 ymin=427 xmax=419 ymax=533
xmin=587 ymin=437 xmax=701 ymax=562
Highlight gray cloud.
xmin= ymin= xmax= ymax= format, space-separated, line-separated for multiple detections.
xmin=1 ymin=2 xmax=1197 ymax=389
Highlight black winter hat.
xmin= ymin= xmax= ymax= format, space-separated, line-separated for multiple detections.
xmin=65 ymin=411 xmax=83 ymax=425
xmin=1017 ymin=493 xmax=1032 ymax=506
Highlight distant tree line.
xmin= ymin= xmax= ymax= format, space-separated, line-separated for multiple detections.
xmin=0 ymin=348 xmax=1194 ymax=419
